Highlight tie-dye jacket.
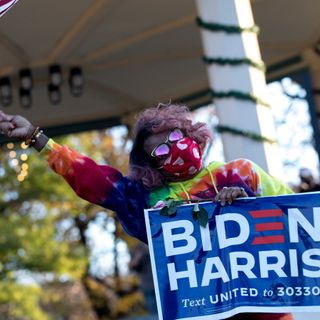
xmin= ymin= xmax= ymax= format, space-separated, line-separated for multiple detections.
xmin=44 ymin=139 xmax=293 ymax=243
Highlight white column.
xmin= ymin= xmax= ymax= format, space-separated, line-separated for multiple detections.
xmin=195 ymin=0 xmax=283 ymax=177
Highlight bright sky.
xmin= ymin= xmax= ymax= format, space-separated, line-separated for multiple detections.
xmin=192 ymin=78 xmax=320 ymax=188
xmin=268 ymin=77 xmax=319 ymax=185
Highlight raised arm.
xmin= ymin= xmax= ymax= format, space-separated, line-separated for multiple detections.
xmin=0 ymin=111 xmax=150 ymax=242
xmin=0 ymin=110 xmax=124 ymax=205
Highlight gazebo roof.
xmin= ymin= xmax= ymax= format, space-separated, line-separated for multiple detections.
xmin=0 ymin=0 xmax=319 ymax=135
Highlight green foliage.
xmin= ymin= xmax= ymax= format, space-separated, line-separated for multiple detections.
xmin=160 ymin=199 xmax=179 ymax=217
xmin=0 ymin=127 xmax=141 ymax=319
xmin=1 ymin=213 xmax=70 ymax=272
xmin=0 ymin=138 xmax=90 ymax=319
xmin=192 ymin=203 xmax=209 ymax=227
xmin=0 ymin=280 xmax=50 ymax=320
xmin=159 ymin=199 xmax=209 ymax=227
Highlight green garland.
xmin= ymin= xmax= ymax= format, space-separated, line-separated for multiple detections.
xmin=160 ymin=199 xmax=209 ymax=227
xmin=209 ymin=89 xmax=270 ymax=108
xmin=196 ymin=17 xmax=260 ymax=34
xmin=196 ymin=18 xmax=268 ymax=107
xmin=202 ymin=56 xmax=265 ymax=72
xmin=197 ymin=15 xmax=273 ymax=143
xmin=216 ymin=124 xmax=276 ymax=144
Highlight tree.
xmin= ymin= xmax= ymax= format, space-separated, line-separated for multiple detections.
xmin=0 ymin=126 xmax=145 ymax=319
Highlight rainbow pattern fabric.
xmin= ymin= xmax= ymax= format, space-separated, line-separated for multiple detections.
xmin=43 ymin=139 xmax=293 ymax=243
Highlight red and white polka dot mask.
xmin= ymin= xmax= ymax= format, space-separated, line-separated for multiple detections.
xmin=162 ymin=137 xmax=202 ymax=178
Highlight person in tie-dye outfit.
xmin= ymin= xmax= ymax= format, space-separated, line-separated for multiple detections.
xmin=0 ymin=104 xmax=293 ymax=320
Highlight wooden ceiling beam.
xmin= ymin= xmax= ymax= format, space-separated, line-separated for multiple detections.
xmin=85 ymin=49 xmax=202 ymax=71
xmin=260 ymin=41 xmax=304 ymax=51
xmin=85 ymin=79 xmax=143 ymax=112
xmin=45 ymin=0 xmax=114 ymax=64
xmin=0 ymin=31 xmax=30 ymax=68
xmin=79 ymin=14 xmax=196 ymax=64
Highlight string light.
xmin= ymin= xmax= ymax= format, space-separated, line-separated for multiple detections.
xmin=20 ymin=170 xmax=28 ymax=177
xmin=5 ymin=143 xmax=30 ymax=182
xmin=21 ymin=163 xmax=28 ymax=170
xmin=9 ymin=150 xmax=16 ymax=158
xmin=11 ymin=159 xmax=18 ymax=167
xmin=20 ymin=154 xmax=28 ymax=161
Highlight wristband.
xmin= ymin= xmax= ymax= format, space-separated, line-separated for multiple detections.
xmin=32 ymin=132 xmax=49 ymax=152
xmin=24 ymin=126 xmax=49 ymax=151
xmin=25 ymin=127 xmax=42 ymax=147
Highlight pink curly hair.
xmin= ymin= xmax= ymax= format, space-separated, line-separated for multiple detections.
xmin=128 ymin=103 xmax=213 ymax=189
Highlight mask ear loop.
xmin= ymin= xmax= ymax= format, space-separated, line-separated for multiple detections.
xmin=205 ymin=167 xmax=219 ymax=194
xmin=178 ymin=182 xmax=191 ymax=203
xmin=178 ymin=167 xmax=218 ymax=203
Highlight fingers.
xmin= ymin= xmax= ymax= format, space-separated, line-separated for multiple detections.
xmin=0 ymin=112 xmax=34 ymax=140
xmin=215 ymin=186 xmax=248 ymax=206
xmin=0 ymin=111 xmax=14 ymax=122
xmin=0 ymin=111 xmax=16 ymax=136
xmin=7 ymin=127 xmax=29 ymax=139
xmin=0 ymin=121 xmax=15 ymax=135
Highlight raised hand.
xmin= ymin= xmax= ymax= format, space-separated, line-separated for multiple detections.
xmin=0 ymin=110 xmax=34 ymax=140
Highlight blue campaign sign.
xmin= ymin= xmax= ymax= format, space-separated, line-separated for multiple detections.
xmin=144 ymin=192 xmax=320 ymax=320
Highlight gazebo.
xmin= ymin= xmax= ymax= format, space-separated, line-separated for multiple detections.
xmin=1 ymin=1 xmax=320 ymax=319
xmin=0 ymin=0 xmax=320 ymax=168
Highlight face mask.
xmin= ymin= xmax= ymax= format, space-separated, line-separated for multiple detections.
xmin=162 ymin=137 xmax=202 ymax=178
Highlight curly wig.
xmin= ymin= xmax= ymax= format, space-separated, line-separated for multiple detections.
xmin=128 ymin=103 xmax=213 ymax=189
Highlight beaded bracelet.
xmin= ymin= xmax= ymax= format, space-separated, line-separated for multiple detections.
xmin=25 ymin=127 xmax=43 ymax=146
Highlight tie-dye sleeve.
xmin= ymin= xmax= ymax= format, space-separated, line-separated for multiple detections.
xmin=251 ymin=161 xmax=294 ymax=196
xmin=42 ymin=139 xmax=150 ymax=242
xmin=213 ymin=158 xmax=293 ymax=196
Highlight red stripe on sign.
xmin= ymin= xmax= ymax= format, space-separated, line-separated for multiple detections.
xmin=252 ymin=235 xmax=285 ymax=245
xmin=255 ymin=222 xmax=284 ymax=231
xmin=249 ymin=209 xmax=282 ymax=218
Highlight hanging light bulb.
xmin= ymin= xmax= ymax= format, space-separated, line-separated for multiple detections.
xmin=48 ymin=83 xmax=61 ymax=105
xmin=0 ymin=77 xmax=13 ymax=106
xmin=49 ymin=65 xmax=63 ymax=86
xmin=19 ymin=88 xmax=32 ymax=108
xmin=69 ymin=67 xmax=84 ymax=97
xmin=19 ymin=69 xmax=33 ymax=90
